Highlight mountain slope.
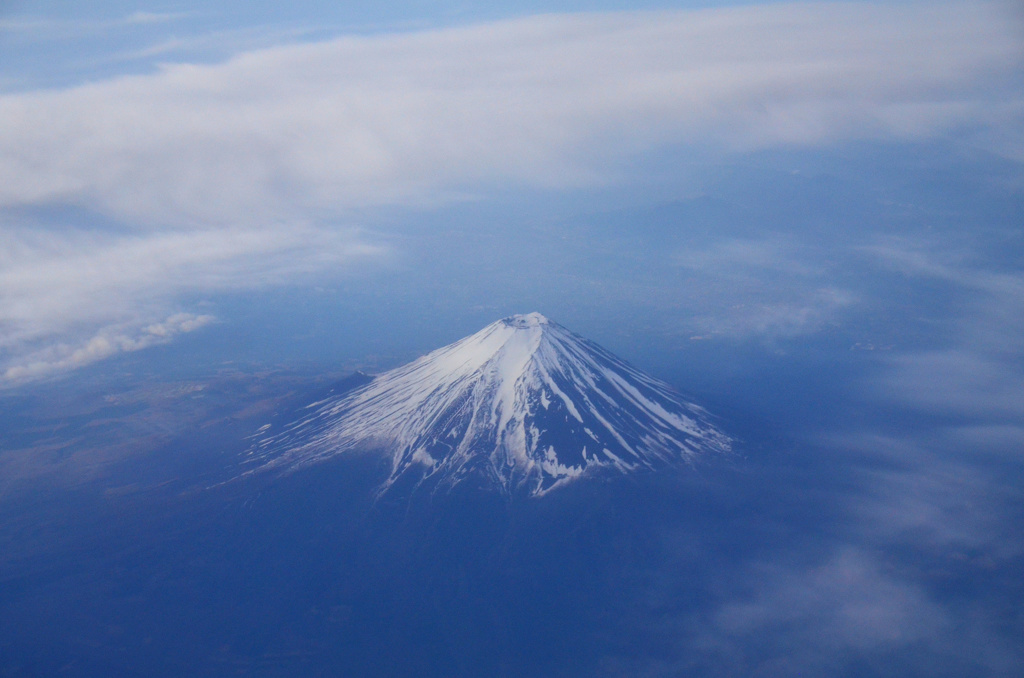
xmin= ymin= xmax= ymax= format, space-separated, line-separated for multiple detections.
xmin=249 ymin=313 xmax=730 ymax=496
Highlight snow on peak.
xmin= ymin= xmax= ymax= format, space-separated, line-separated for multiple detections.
xmin=249 ymin=313 xmax=731 ymax=497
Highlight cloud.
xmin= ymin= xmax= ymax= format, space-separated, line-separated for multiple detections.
xmin=121 ymin=11 xmax=192 ymax=27
xmin=674 ymin=238 xmax=829 ymax=279
xmin=814 ymin=239 xmax=1024 ymax=555
xmin=669 ymin=238 xmax=858 ymax=339
xmin=0 ymin=223 xmax=384 ymax=346
xmin=713 ymin=549 xmax=946 ymax=651
xmin=0 ymin=10 xmax=191 ymax=36
xmin=863 ymin=240 xmax=1024 ymax=302
xmin=1 ymin=1 xmax=1020 ymax=381
xmin=664 ymin=402 xmax=1024 ymax=676
xmin=2 ymin=313 xmax=214 ymax=382
xmin=106 ymin=25 xmax=320 ymax=65
xmin=671 ymin=544 xmax=1022 ymax=677
xmin=689 ymin=288 xmax=857 ymax=339
xmin=663 ymin=228 xmax=1024 ymax=674
xmin=861 ymin=239 xmax=1024 ymax=419
xmin=823 ymin=430 xmax=1021 ymax=553
xmin=0 ymin=223 xmax=386 ymax=383
xmin=0 ymin=2 xmax=1020 ymax=228
xmin=880 ymin=350 xmax=1024 ymax=419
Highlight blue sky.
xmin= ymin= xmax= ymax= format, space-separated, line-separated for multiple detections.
xmin=2 ymin=1 xmax=1024 ymax=671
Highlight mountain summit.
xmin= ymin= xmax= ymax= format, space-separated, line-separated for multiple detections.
xmin=251 ymin=313 xmax=730 ymax=496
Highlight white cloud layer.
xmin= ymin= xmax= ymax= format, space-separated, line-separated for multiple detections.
xmin=1 ymin=1 xmax=1020 ymax=381
xmin=0 ymin=2 xmax=1020 ymax=227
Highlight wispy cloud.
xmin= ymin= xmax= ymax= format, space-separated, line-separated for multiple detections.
xmin=713 ymin=549 xmax=947 ymax=650
xmin=689 ymin=288 xmax=857 ymax=339
xmin=880 ymin=350 xmax=1024 ymax=419
xmin=674 ymin=543 xmax=1022 ymax=676
xmin=824 ymin=429 xmax=1023 ymax=552
xmin=121 ymin=11 xmax=192 ymax=26
xmin=863 ymin=239 xmax=1024 ymax=301
xmin=0 ymin=223 xmax=386 ymax=383
xmin=668 ymin=418 xmax=1024 ymax=675
xmin=861 ymin=239 xmax=1024 ymax=418
xmin=674 ymin=238 xmax=827 ymax=278
xmin=105 ymin=25 xmax=321 ymax=64
xmin=3 ymin=313 xmax=215 ymax=383
xmin=672 ymin=238 xmax=857 ymax=339
xmin=668 ymin=225 xmax=1024 ymax=675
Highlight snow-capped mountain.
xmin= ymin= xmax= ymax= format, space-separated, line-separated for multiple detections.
xmin=249 ymin=313 xmax=730 ymax=497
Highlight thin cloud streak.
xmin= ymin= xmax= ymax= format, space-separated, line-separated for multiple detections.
xmin=2 ymin=313 xmax=215 ymax=383
xmin=0 ymin=224 xmax=386 ymax=383
xmin=0 ymin=10 xmax=192 ymax=36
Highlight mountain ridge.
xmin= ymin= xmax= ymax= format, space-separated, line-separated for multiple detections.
xmin=248 ymin=313 xmax=730 ymax=497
